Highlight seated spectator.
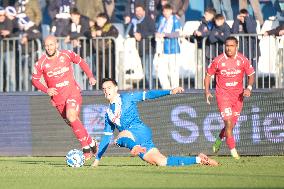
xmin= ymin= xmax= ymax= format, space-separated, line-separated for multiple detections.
xmin=128 ymin=4 xmax=156 ymax=88
xmin=231 ymin=8 xmax=259 ymax=67
xmin=264 ymin=25 xmax=284 ymax=37
xmin=208 ymin=14 xmax=231 ymax=58
xmin=156 ymin=4 xmax=181 ymax=89
xmin=90 ymin=13 xmax=118 ymax=88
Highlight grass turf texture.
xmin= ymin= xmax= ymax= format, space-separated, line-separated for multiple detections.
xmin=0 ymin=156 xmax=284 ymax=189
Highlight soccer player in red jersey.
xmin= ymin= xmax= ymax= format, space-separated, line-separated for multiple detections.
xmin=204 ymin=36 xmax=255 ymax=159
xmin=31 ymin=35 xmax=97 ymax=160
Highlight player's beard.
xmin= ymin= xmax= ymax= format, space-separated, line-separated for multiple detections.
xmin=46 ymin=50 xmax=56 ymax=57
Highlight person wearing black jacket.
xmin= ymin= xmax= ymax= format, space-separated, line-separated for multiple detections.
xmin=208 ymin=14 xmax=231 ymax=59
xmin=90 ymin=13 xmax=118 ymax=88
xmin=17 ymin=14 xmax=41 ymax=91
xmin=128 ymin=4 xmax=155 ymax=88
xmin=231 ymin=8 xmax=259 ymax=68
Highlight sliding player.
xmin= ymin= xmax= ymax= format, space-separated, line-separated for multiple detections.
xmin=92 ymin=78 xmax=218 ymax=167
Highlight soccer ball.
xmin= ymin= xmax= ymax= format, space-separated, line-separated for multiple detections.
xmin=65 ymin=149 xmax=85 ymax=168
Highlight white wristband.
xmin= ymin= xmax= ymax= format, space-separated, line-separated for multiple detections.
xmin=247 ymin=85 xmax=252 ymax=91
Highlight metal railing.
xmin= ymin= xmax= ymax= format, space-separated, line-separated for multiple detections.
xmin=0 ymin=34 xmax=283 ymax=92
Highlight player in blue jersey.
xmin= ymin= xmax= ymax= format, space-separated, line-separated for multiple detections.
xmin=91 ymin=78 xmax=219 ymax=167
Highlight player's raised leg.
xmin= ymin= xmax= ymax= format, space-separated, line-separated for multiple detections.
xmin=65 ymin=98 xmax=97 ymax=160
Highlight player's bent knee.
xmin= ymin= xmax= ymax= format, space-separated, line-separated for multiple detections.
xmin=116 ymin=130 xmax=135 ymax=141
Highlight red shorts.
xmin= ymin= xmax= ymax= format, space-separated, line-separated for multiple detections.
xmin=216 ymin=93 xmax=243 ymax=121
xmin=55 ymin=94 xmax=82 ymax=120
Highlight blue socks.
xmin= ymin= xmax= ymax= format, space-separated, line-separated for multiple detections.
xmin=166 ymin=156 xmax=197 ymax=166
xmin=116 ymin=137 xmax=136 ymax=150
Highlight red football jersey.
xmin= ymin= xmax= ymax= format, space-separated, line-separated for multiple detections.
xmin=207 ymin=52 xmax=255 ymax=96
xmin=32 ymin=50 xmax=94 ymax=105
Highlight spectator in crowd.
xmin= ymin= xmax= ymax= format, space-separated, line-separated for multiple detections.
xmin=264 ymin=24 xmax=284 ymax=36
xmin=231 ymin=8 xmax=259 ymax=68
xmin=75 ymin=0 xmax=103 ymax=22
xmin=211 ymin=0 xmax=233 ymax=20
xmin=17 ymin=14 xmax=41 ymax=91
xmin=4 ymin=6 xmax=18 ymax=35
xmin=239 ymin=0 xmax=264 ymax=26
xmin=0 ymin=6 xmax=15 ymax=91
xmin=124 ymin=0 xmax=159 ymax=24
xmin=90 ymin=13 xmax=118 ymax=88
xmin=128 ymin=4 xmax=156 ymax=88
xmin=49 ymin=0 xmax=75 ymax=37
xmin=208 ymin=14 xmax=231 ymax=59
xmin=66 ymin=7 xmax=91 ymax=50
xmin=103 ymin=0 xmax=115 ymax=21
xmin=156 ymin=4 xmax=181 ymax=89
xmin=65 ymin=7 xmax=92 ymax=89
xmin=15 ymin=0 xmax=42 ymax=27
xmin=193 ymin=7 xmax=216 ymax=47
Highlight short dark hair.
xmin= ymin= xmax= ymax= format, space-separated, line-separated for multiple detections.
xmin=97 ymin=12 xmax=108 ymax=20
xmin=214 ymin=14 xmax=225 ymax=21
xmin=102 ymin=78 xmax=118 ymax=86
xmin=70 ymin=7 xmax=80 ymax=15
xmin=205 ymin=7 xmax=216 ymax=16
xmin=135 ymin=4 xmax=145 ymax=10
xmin=225 ymin=36 xmax=238 ymax=44
xmin=239 ymin=9 xmax=248 ymax=15
xmin=162 ymin=4 xmax=172 ymax=11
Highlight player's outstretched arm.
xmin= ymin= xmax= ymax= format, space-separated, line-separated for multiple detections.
xmin=171 ymin=87 xmax=184 ymax=94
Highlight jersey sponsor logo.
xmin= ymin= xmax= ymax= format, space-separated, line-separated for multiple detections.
xmin=55 ymin=80 xmax=69 ymax=88
xmin=59 ymin=56 xmax=65 ymax=63
xmin=225 ymin=81 xmax=239 ymax=87
xmin=220 ymin=68 xmax=241 ymax=77
xmin=47 ymin=66 xmax=69 ymax=77
xmin=221 ymin=62 xmax=225 ymax=67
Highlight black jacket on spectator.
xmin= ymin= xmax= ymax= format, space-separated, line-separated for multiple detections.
xmin=0 ymin=16 xmax=14 ymax=51
xmin=231 ymin=15 xmax=260 ymax=61
xmin=70 ymin=15 xmax=90 ymax=40
xmin=128 ymin=14 xmax=155 ymax=55
xmin=208 ymin=22 xmax=231 ymax=58
xmin=192 ymin=17 xmax=214 ymax=49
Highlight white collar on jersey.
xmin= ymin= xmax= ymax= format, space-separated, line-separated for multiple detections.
xmin=224 ymin=52 xmax=237 ymax=59
xmin=107 ymin=94 xmax=122 ymax=126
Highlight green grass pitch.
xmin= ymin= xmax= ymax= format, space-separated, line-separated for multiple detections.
xmin=0 ymin=156 xmax=284 ymax=189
